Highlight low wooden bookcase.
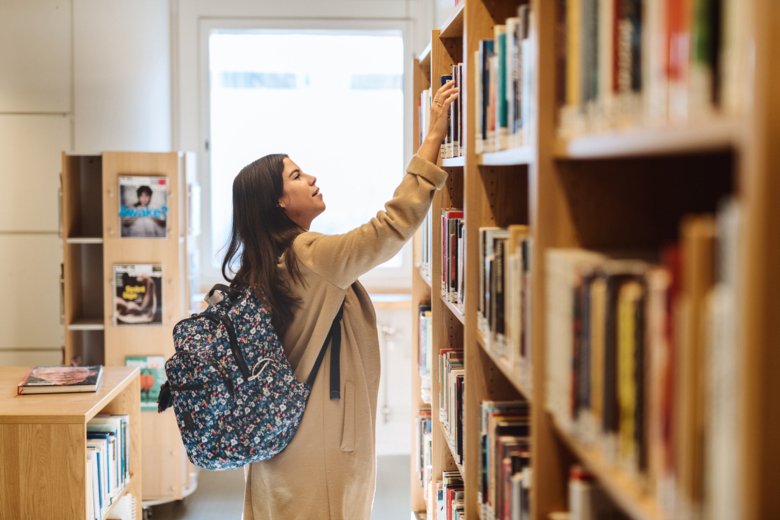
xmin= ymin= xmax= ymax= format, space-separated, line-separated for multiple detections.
xmin=0 ymin=366 xmax=142 ymax=520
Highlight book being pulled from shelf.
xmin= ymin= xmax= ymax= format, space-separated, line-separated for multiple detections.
xmin=544 ymin=198 xmax=742 ymax=520
xmin=17 ymin=365 xmax=104 ymax=395
xmin=479 ymin=400 xmax=531 ymax=520
xmin=442 ymin=209 xmax=465 ymax=310
xmin=479 ymin=226 xmax=534 ymax=388
xmin=556 ymin=0 xmax=751 ymax=137
xmin=475 ymin=4 xmax=535 ymax=154
xmin=87 ymin=414 xmax=131 ymax=520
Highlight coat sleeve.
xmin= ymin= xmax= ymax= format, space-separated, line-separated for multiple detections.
xmin=291 ymin=155 xmax=448 ymax=289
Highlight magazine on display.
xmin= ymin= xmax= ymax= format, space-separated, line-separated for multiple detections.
xmin=125 ymin=355 xmax=167 ymax=411
xmin=113 ymin=264 xmax=163 ymax=326
xmin=118 ymin=175 xmax=169 ymax=238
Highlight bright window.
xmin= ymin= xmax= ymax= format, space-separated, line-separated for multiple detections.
xmin=207 ymin=29 xmax=407 ymax=287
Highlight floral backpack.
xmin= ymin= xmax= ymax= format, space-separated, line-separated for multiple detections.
xmin=157 ymin=284 xmax=343 ymax=470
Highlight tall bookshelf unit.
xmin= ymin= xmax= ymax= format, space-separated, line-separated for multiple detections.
xmin=411 ymin=0 xmax=780 ymax=519
xmin=60 ymin=152 xmax=199 ymax=506
xmin=0 ymin=366 xmax=142 ymax=520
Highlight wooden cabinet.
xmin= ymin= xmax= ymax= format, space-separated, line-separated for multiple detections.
xmin=60 ymin=151 xmax=198 ymax=505
xmin=0 ymin=366 xmax=141 ymax=520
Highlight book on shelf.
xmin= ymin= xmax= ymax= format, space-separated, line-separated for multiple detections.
xmin=568 ymin=465 xmax=628 ymax=519
xmin=419 ymin=304 xmax=433 ymax=404
xmin=416 ymin=407 xmax=433 ymax=494
xmin=433 ymin=470 xmax=465 ymax=520
xmin=478 ymin=226 xmax=534 ymax=379
xmin=87 ymin=414 xmax=131 ymax=520
xmin=113 ymin=263 xmax=163 ymax=326
xmin=439 ymin=348 xmax=465 ymax=463
xmin=479 ymin=400 xmax=530 ymax=520
xmin=475 ymin=4 xmax=535 ymax=154
xmin=441 ymin=209 xmax=465 ymax=309
xmin=543 ymin=198 xmax=741 ymax=519
xmin=557 ymin=0 xmax=748 ymax=137
xmin=124 ymin=355 xmax=166 ymax=411
xmin=118 ymin=175 xmax=168 ymax=238
xmin=17 ymin=365 xmax=104 ymax=395
xmin=420 ymin=207 xmax=434 ymax=281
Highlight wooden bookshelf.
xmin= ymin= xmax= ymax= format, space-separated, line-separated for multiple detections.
xmin=411 ymin=0 xmax=780 ymax=518
xmin=60 ymin=151 xmax=198 ymax=505
xmin=0 ymin=366 xmax=142 ymax=520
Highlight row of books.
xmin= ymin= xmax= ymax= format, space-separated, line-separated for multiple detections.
xmin=545 ymin=198 xmax=741 ymax=519
xmin=432 ymin=470 xmax=465 ymax=519
xmin=478 ymin=226 xmax=534 ymax=385
xmin=418 ymin=65 xmax=465 ymax=160
xmin=476 ymin=4 xmax=536 ymax=153
xmin=420 ymin=207 xmax=434 ymax=283
xmin=87 ymin=414 xmax=131 ymax=520
xmin=416 ymin=407 xmax=433 ymax=497
xmin=439 ymin=348 xmax=465 ymax=464
xmin=479 ymin=400 xmax=531 ymax=520
xmin=442 ymin=209 xmax=465 ymax=310
xmin=557 ymin=0 xmax=750 ymax=137
xmin=419 ymin=304 xmax=434 ymax=404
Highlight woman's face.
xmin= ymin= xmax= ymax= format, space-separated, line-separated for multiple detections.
xmin=278 ymin=157 xmax=325 ymax=230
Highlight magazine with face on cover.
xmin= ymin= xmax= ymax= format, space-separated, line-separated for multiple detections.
xmin=118 ymin=175 xmax=169 ymax=238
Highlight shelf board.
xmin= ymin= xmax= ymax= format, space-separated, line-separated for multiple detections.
xmin=476 ymin=330 xmax=532 ymax=400
xmin=479 ymin=146 xmax=533 ymax=166
xmin=441 ymin=294 xmax=465 ymax=325
xmin=441 ymin=156 xmax=465 ymax=168
xmin=66 ymin=237 xmax=103 ymax=245
xmin=68 ymin=319 xmax=104 ymax=331
xmin=551 ymin=418 xmax=664 ymax=520
xmin=439 ymin=1 xmax=465 ymax=39
xmin=554 ymin=118 xmax=742 ymax=159
xmin=444 ymin=431 xmax=465 ymax=477
xmin=104 ymin=480 xmax=134 ymax=519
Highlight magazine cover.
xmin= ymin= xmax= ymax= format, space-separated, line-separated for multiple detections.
xmin=113 ymin=264 xmax=163 ymax=326
xmin=125 ymin=355 xmax=166 ymax=411
xmin=17 ymin=365 xmax=104 ymax=394
xmin=118 ymin=175 xmax=168 ymax=238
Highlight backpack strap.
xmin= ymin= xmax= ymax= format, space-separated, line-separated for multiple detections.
xmin=305 ymin=300 xmax=346 ymax=400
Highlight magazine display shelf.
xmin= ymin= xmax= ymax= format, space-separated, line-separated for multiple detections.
xmin=0 ymin=366 xmax=141 ymax=520
xmin=60 ymin=152 xmax=199 ymax=505
xmin=411 ymin=0 xmax=780 ymax=519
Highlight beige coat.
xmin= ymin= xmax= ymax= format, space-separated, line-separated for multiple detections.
xmin=243 ymin=155 xmax=447 ymax=519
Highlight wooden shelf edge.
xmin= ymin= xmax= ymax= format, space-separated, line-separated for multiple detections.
xmin=68 ymin=319 xmax=105 ymax=331
xmin=444 ymin=431 xmax=465 ymax=477
xmin=66 ymin=237 xmax=103 ymax=244
xmin=439 ymin=1 xmax=465 ymax=39
xmin=441 ymin=294 xmax=465 ymax=325
xmin=476 ymin=330 xmax=533 ymax=401
xmin=441 ymin=156 xmax=465 ymax=168
xmin=554 ymin=118 xmax=742 ymax=159
xmin=549 ymin=416 xmax=665 ymax=520
xmin=478 ymin=147 xmax=533 ymax=166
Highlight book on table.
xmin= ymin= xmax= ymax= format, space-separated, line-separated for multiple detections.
xmin=17 ymin=365 xmax=104 ymax=394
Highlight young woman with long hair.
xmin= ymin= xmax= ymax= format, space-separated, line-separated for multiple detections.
xmin=222 ymin=80 xmax=458 ymax=519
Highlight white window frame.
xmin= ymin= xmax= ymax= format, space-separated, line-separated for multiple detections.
xmin=193 ymin=17 xmax=414 ymax=293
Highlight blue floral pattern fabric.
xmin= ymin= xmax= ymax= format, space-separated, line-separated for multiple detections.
xmin=163 ymin=287 xmax=310 ymax=470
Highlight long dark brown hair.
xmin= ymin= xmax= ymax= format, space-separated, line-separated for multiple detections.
xmin=221 ymin=153 xmax=304 ymax=335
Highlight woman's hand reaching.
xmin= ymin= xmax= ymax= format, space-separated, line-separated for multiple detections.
xmin=417 ymin=79 xmax=459 ymax=164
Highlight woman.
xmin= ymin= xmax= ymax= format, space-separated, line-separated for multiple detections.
xmin=223 ymin=80 xmax=458 ymax=519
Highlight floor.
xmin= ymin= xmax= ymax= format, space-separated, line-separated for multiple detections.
xmin=148 ymin=455 xmax=410 ymax=520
